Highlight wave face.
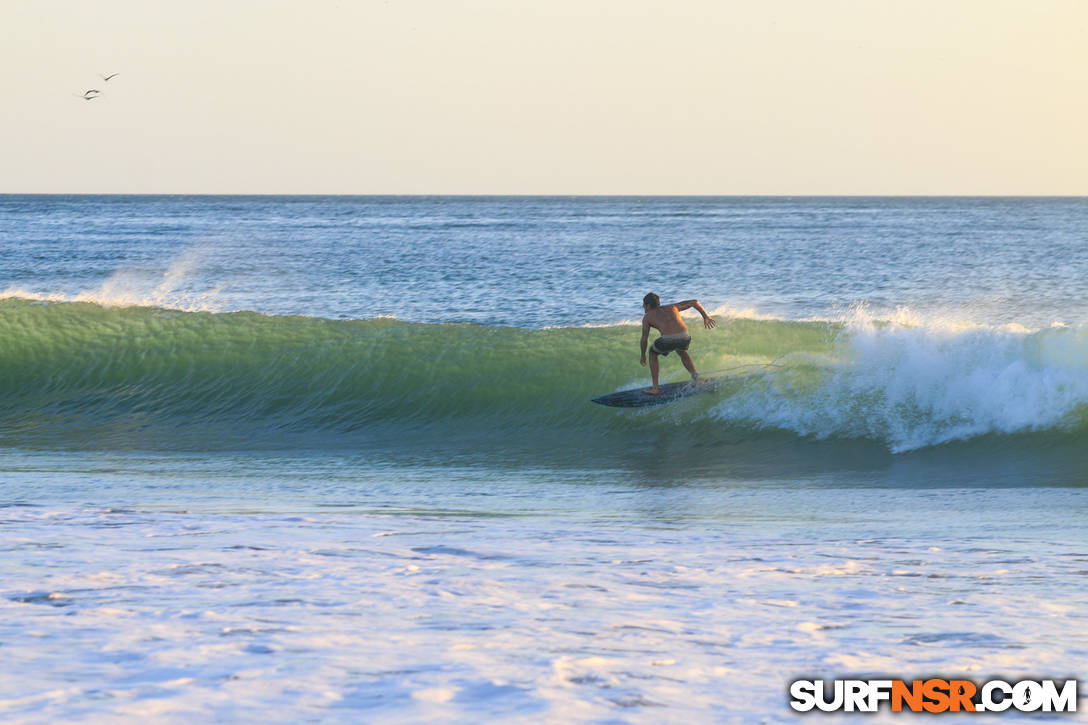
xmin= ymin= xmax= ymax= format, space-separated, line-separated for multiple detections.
xmin=3 ymin=298 xmax=1088 ymax=456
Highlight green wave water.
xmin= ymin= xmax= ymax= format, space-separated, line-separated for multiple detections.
xmin=3 ymin=298 xmax=1088 ymax=465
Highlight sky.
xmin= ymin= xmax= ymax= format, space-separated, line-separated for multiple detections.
xmin=2 ymin=0 xmax=1086 ymax=194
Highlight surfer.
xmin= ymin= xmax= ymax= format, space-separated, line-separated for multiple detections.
xmin=640 ymin=293 xmax=716 ymax=395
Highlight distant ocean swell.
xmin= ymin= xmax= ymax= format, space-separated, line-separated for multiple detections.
xmin=2 ymin=297 xmax=1087 ymax=454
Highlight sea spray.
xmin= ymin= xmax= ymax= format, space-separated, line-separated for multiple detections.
xmin=713 ymin=312 xmax=1088 ymax=452
xmin=1 ymin=244 xmax=224 ymax=313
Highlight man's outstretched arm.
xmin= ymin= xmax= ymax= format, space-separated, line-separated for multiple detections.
xmin=673 ymin=299 xmax=717 ymax=329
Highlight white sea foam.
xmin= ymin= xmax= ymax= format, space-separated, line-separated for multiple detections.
xmin=1 ymin=481 xmax=1085 ymax=724
xmin=714 ymin=308 xmax=1088 ymax=452
xmin=704 ymin=303 xmax=786 ymax=322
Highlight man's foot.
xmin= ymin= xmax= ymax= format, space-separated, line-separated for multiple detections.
xmin=692 ymin=374 xmax=707 ymax=384
xmin=642 ymin=387 xmax=660 ymax=395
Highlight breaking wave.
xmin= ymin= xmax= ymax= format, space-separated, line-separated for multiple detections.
xmin=2 ymin=297 xmax=1087 ymax=455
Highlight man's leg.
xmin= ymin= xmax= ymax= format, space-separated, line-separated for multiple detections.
xmin=644 ymin=351 xmax=661 ymax=394
xmin=678 ymin=350 xmax=700 ymax=381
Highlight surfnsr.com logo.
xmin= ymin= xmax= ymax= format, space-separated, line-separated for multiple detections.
xmin=789 ymin=679 xmax=1078 ymax=713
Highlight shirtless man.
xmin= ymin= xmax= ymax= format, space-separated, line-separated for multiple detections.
xmin=639 ymin=293 xmax=716 ymax=395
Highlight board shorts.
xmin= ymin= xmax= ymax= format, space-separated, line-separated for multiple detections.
xmin=650 ymin=332 xmax=691 ymax=356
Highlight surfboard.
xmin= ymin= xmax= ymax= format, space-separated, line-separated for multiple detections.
xmin=591 ymin=378 xmax=718 ymax=408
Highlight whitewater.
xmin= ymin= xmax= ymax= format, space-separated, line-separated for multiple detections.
xmin=2 ymin=195 xmax=1087 ymax=722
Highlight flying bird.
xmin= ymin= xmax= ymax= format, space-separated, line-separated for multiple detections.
xmin=76 ymin=93 xmax=101 ymax=100
xmin=99 ymin=73 xmax=119 ymax=81
xmin=83 ymin=89 xmax=101 ymax=96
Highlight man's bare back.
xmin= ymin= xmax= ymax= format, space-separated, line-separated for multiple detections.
xmin=642 ymin=304 xmax=690 ymax=335
xmin=639 ymin=294 xmax=716 ymax=395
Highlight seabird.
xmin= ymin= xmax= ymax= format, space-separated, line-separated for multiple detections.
xmin=99 ymin=73 xmax=119 ymax=81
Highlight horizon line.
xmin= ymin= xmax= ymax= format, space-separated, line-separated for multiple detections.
xmin=2 ymin=192 xmax=1086 ymax=199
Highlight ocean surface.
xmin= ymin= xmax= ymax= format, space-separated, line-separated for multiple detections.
xmin=2 ymin=195 xmax=1087 ymax=722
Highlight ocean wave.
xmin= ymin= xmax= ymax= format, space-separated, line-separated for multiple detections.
xmin=1 ymin=297 xmax=1086 ymax=454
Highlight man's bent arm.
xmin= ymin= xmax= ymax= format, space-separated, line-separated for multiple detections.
xmin=674 ymin=299 xmax=716 ymax=327
xmin=673 ymin=299 xmax=707 ymax=313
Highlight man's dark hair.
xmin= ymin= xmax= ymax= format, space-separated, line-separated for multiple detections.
xmin=643 ymin=292 xmax=660 ymax=309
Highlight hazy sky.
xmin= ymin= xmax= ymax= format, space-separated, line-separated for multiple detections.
xmin=3 ymin=0 xmax=1086 ymax=194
